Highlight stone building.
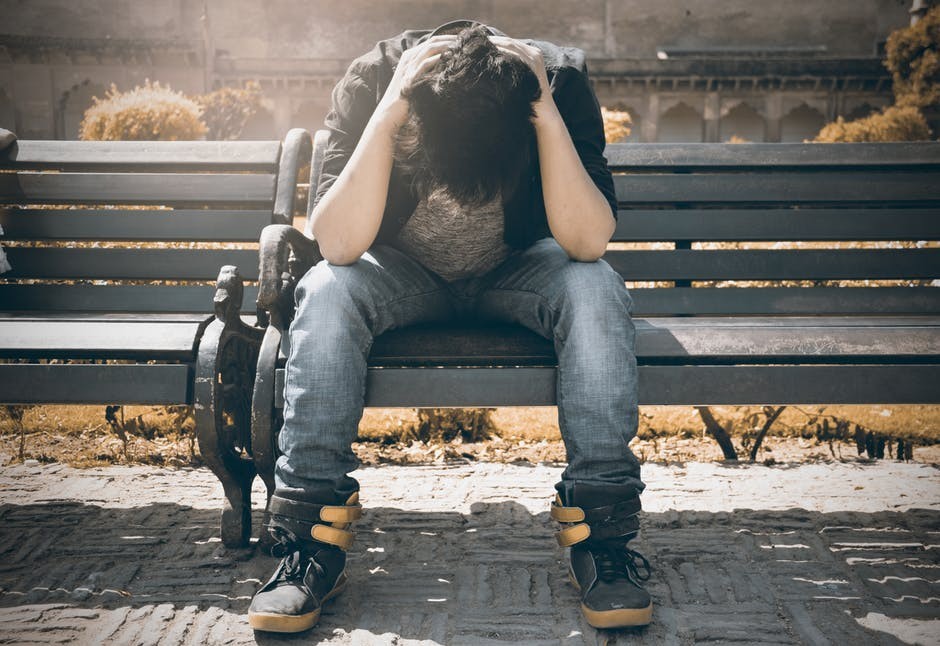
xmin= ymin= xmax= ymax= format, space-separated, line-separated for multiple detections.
xmin=0 ymin=0 xmax=925 ymax=142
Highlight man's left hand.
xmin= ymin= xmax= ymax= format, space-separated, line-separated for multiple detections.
xmin=488 ymin=36 xmax=552 ymax=101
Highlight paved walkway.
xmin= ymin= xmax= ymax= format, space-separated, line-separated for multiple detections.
xmin=0 ymin=460 xmax=938 ymax=645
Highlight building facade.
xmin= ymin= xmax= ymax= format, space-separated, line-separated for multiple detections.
xmin=0 ymin=0 xmax=924 ymax=142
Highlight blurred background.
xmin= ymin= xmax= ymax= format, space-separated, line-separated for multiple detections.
xmin=0 ymin=0 xmax=935 ymax=142
xmin=1 ymin=1 xmax=938 ymax=467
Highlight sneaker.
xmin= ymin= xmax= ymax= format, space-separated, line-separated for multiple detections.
xmin=247 ymin=526 xmax=348 ymax=633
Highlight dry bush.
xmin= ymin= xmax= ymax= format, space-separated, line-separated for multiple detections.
xmin=196 ymin=81 xmax=263 ymax=140
xmin=601 ymin=107 xmax=633 ymax=143
xmin=815 ymin=7 xmax=938 ymax=142
xmin=408 ymin=408 xmax=496 ymax=443
xmin=885 ymin=5 xmax=940 ymax=110
xmin=79 ymin=80 xmax=207 ymax=141
xmin=813 ymin=105 xmax=930 ymax=142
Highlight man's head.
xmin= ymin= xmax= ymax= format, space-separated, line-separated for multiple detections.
xmin=395 ymin=26 xmax=542 ymax=206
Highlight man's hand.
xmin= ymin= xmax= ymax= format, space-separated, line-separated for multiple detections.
xmin=488 ymin=36 xmax=556 ymax=120
xmin=376 ymin=35 xmax=457 ymax=129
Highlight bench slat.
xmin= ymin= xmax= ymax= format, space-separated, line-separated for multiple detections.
xmin=364 ymin=318 xmax=940 ymax=367
xmin=638 ymin=364 xmax=940 ymax=405
xmin=4 ymin=247 xmax=260 ymax=280
xmin=0 ymin=140 xmax=281 ymax=171
xmin=0 ymin=172 xmax=276 ymax=205
xmin=0 ymin=209 xmax=274 ymax=242
xmin=629 ymin=287 xmax=940 ymax=315
xmin=2 ymin=285 xmax=930 ymax=316
xmin=604 ymin=142 xmax=940 ymax=169
xmin=603 ymin=249 xmax=940 ymax=280
xmin=0 ymin=284 xmax=260 ymax=313
xmin=612 ymin=171 xmax=940 ymax=203
xmin=0 ymin=364 xmax=192 ymax=404
xmin=612 ymin=208 xmax=940 ymax=242
xmin=278 ymin=364 xmax=940 ymax=407
xmin=0 ymin=320 xmax=207 ymax=360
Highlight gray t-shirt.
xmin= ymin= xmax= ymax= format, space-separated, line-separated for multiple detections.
xmin=391 ymin=187 xmax=516 ymax=282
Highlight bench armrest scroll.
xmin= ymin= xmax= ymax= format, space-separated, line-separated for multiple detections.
xmin=258 ymin=224 xmax=321 ymax=331
xmin=273 ymin=128 xmax=313 ymax=225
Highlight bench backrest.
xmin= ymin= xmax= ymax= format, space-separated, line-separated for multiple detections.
xmin=0 ymin=132 xmax=310 ymax=314
xmin=603 ymin=142 xmax=940 ymax=316
xmin=307 ymin=131 xmax=940 ymax=318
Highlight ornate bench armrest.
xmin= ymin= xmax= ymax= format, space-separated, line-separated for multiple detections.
xmin=257 ymin=224 xmax=322 ymax=331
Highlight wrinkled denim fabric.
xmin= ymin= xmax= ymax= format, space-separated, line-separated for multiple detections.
xmin=276 ymin=237 xmax=644 ymax=504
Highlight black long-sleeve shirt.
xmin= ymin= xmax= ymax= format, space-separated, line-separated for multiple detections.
xmin=312 ymin=19 xmax=618 ymax=252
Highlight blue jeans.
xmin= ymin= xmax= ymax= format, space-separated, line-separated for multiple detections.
xmin=276 ymin=237 xmax=644 ymax=503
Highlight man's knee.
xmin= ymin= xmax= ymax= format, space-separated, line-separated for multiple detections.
xmin=556 ymin=260 xmax=633 ymax=315
xmin=295 ymin=258 xmax=374 ymax=310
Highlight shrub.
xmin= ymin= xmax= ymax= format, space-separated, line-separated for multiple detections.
xmin=601 ymin=107 xmax=633 ymax=143
xmin=79 ymin=80 xmax=207 ymax=141
xmin=196 ymin=81 xmax=264 ymax=140
xmin=813 ymin=105 xmax=930 ymax=142
xmin=885 ymin=5 xmax=940 ymax=110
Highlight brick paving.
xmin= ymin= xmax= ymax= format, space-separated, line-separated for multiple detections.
xmin=0 ymin=460 xmax=937 ymax=645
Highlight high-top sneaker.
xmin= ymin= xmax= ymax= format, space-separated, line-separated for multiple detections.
xmin=551 ymin=485 xmax=652 ymax=628
xmin=248 ymin=492 xmax=361 ymax=633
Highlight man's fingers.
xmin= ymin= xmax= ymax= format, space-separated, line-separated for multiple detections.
xmin=490 ymin=36 xmax=535 ymax=53
xmin=415 ymin=53 xmax=443 ymax=77
xmin=410 ymin=38 xmax=455 ymax=65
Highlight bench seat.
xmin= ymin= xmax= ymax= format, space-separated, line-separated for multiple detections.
xmin=0 ymin=317 xmax=208 ymax=361
xmin=268 ymin=317 xmax=940 ymax=408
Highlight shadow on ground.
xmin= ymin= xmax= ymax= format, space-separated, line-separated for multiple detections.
xmin=0 ymin=499 xmax=937 ymax=644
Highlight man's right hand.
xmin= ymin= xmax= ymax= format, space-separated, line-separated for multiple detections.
xmin=376 ymin=35 xmax=457 ymax=128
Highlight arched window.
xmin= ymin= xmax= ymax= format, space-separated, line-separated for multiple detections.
xmin=657 ymin=102 xmax=703 ymax=143
xmin=844 ymin=103 xmax=876 ymax=121
xmin=780 ymin=103 xmax=826 ymax=142
xmin=719 ymin=102 xmax=765 ymax=143
xmin=620 ymin=106 xmax=643 ymax=143
xmin=60 ymin=81 xmax=105 ymax=140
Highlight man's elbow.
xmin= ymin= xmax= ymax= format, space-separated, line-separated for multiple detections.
xmin=569 ymin=218 xmax=615 ymax=262
xmin=310 ymin=214 xmax=364 ymax=265
xmin=316 ymin=241 xmax=363 ymax=266
xmin=561 ymin=235 xmax=608 ymax=263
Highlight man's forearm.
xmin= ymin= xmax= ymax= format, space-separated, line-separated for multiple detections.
xmin=310 ymin=113 xmax=399 ymax=265
xmin=534 ymin=102 xmax=616 ymax=262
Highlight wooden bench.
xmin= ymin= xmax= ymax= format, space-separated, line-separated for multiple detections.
xmin=239 ymin=131 xmax=940 ymax=549
xmin=0 ymin=129 xmax=311 ymax=546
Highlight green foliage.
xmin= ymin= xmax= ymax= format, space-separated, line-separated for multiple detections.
xmin=79 ymin=80 xmax=207 ymax=141
xmin=196 ymin=81 xmax=264 ymax=140
xmin=813 ymin=105 xmax=931 ymax=142
xmin=885 ymin=5 xmax=940 ymax=110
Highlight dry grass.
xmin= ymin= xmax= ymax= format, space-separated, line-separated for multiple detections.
xmin=2 ymin=403 xmax=937 ymax=469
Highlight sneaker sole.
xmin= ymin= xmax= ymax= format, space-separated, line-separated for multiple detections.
xmin=568 ymin=569 xmax=653 ymax=629
xmin=248 ymin=575 xmax=347 ymax=633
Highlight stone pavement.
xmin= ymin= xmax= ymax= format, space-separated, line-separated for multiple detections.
xmin=0 ymin=460 xmax=938 ymax=645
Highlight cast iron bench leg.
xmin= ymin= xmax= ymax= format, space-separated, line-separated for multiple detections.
xmin=251 ymin=324 xmax=282 ymax=553
xmin=195 ymin=266 xmax=264 ymax=548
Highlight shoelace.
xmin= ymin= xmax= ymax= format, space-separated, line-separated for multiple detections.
xmin=270 ymin=527 xmax=325 ymax=582
xmin=592 ymin=541 xmax=652 ymax=584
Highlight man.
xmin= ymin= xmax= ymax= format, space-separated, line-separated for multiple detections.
xmin=247 ymin=19 xmax=651 ymax=633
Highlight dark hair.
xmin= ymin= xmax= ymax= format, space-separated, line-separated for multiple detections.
xmin=394 ymin=26 xmax=542 ymax=205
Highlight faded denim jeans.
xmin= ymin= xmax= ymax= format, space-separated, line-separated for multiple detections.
xmin=276 ymin=236 xmax=644 ymax=504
